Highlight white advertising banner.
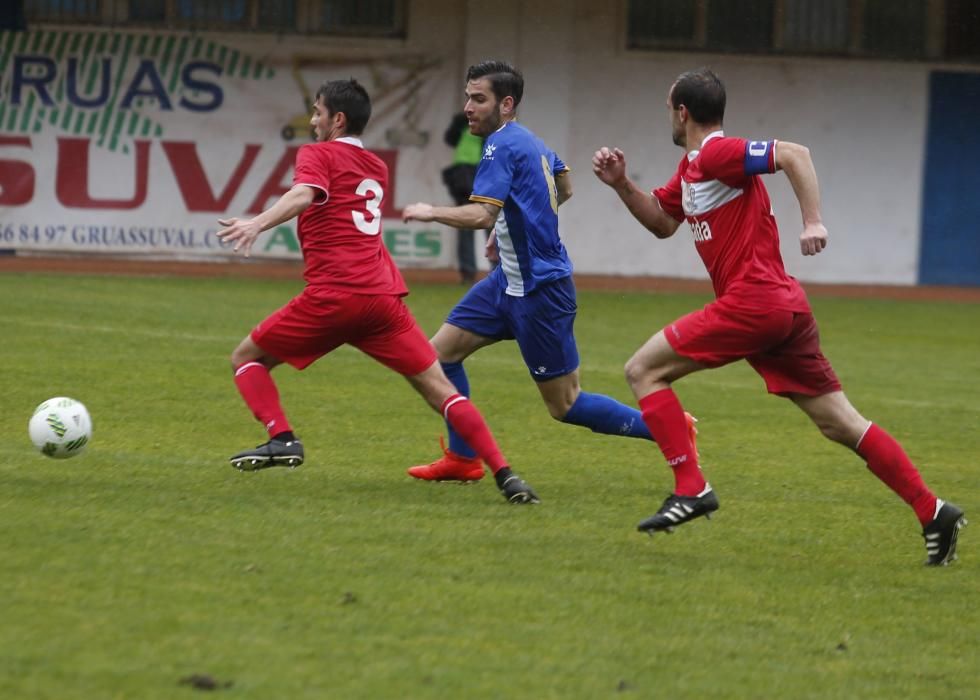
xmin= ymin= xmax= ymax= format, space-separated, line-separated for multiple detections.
xmin=0 ymin=27 xmax=457 ymax=266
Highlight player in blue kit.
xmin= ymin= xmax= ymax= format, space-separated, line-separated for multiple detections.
xmin=402 ymin=60 xmax=696 ymax=486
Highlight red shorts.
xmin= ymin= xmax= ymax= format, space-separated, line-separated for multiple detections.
xmin=251 ymin=286 xmax=436 ymax=376
xmin=665 ymin=299 xmax=841 ymax=396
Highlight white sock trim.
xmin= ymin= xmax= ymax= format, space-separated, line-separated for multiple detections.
xmin=854 ymin=421 xmax=874 ymax=450
xmin=442 ymin=395 xmax=468 ymax=419
xmin=235 ymin=361 xmax=265 ymax=377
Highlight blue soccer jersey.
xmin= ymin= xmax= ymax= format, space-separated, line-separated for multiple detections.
xmin=469 ymin=122 xmax=572 ymax=296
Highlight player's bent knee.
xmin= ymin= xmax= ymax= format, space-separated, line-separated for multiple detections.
xmin=805 ymin=403 xmax=867 ymax=447
xmin=545 ymin=401 xmax=569 ymax=421
xmin=408 ymin=370 xmax=456 ymax=413
xmin=434 ymin=342 xmax=472 ymax=364
xmin=624 ymin=356 xmax=653 ymax=390
xmin=815 ymin=420 xmax=853 ymax=446
xmin=230 ymin=337 xmax=261 ymax=368
xmin=231 ymin=350 xmax=260 ymax=369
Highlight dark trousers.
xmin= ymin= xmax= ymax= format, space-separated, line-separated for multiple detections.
xmin=444 ymin=164 xmax=493 ymax=282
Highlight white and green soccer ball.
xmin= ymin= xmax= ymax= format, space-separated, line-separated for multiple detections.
xmin=28 ymin=397 xmax=93 ymax=459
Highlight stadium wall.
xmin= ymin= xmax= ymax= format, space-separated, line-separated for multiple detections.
xmin=1 ymin=0 xmax=976 ymax=285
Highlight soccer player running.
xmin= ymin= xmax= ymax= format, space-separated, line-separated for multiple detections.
xmin=592 ymin=67 xmax=965 ymax=565
xmin=402 ymin=60 xmax=695 ymax=484
xmin=216 ymin=79 xmax=538 ymax=504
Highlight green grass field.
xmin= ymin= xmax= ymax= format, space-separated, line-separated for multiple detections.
xmin=2 ymin=270 xmax=978 ymax=699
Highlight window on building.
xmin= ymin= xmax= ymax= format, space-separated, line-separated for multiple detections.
xmin=780 ymin=0 xmax=849 ymax=54
xmin=945 ymin=0 xmax=980 ymax=61
xmin=627 ymin=0 xmax=980 ymax=64
xmin=259 ymin=0 xmax=296 ymax=32
xmin=122 ymin=0 xmax=296 ymax=32
xmin=627 ymin=0 xmax=698 ymax=49
xmin=128 ymin=0 xmax=164 ymax=22
xmin=707 ymin=0 xmax=774 ymax=52
xmin=25 ymin=0 xmax=101 ymax=23
xmin=28 ymin=0 xmax=405 ymax=37
xmin=120 ymin=0 xmax=401 ymax=36
xmin=625 ymin=0 xmax=777 ymax=53
xmin=861 ymin=0 xmax=927 ymax=59
xmin=318 ymin=0 xmax=406 ymax=38
xmin=177 ymin=0 xmax=249 ymax=26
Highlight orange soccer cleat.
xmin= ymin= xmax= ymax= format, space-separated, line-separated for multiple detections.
xmin=407 ymin=437 xmax=485 ymax=482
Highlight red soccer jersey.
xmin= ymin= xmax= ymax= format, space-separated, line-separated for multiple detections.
xmin=653 ymin=132 xmax=809 ymax=312
xmin=292 ymin=137 xmax=408 ymax=295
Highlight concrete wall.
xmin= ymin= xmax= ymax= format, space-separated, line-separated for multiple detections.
xmin=452 ymin=0 xmax=939 ymax=285
xmin=9 ymin=0 xmax=976 ymax=284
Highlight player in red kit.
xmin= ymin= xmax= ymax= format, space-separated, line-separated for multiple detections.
xmin=216 ymin=79 xmax=538 ymax=504
xmin=592 ymin=67 xmax=964 ymax=565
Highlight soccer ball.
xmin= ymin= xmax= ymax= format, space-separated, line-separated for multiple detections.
xmin=28 ymin=397 xmax=93 ymax=459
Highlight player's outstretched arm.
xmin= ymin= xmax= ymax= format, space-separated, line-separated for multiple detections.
xmin=403 ymin=201 xmax=500 ymax=230
xmin=592 ymin=147 xmax=680 ymax=239
xmin=774 ymin=141 xmax=828 ymax=256
xmin=217 ymin=185 xmax=316 ymax=257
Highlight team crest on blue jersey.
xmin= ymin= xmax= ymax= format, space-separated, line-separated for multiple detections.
xmin=483 ymin=143 xmax=497 ymax=160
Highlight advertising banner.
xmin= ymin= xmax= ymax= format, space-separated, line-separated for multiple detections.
xmin=0 ymin=28 xmax=455 ymax=266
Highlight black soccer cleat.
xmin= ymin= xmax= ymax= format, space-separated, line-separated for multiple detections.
xmin=230 ymin=438 xmax=304 ymax=471
xmin=637 ymin=486 xmax=720 ymax=534
xmin=499 ymin=475 xmax=540 ymax=504
xmin=496 ymin=471 xmax=540 ymax=505
xmin=922 ymin=500 xmax=966 ymax=566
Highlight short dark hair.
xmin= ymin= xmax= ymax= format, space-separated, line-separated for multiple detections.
xmin=466 ymin=60 xmax=524 ymax=108
xmin=315 ymin=78 xmax=371 ymax=135
xmin=670 ymin=67 xmax=726 ymax=125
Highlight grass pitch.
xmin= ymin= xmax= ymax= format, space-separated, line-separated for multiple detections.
xmin=1 ymin=270 xmax=978 ymax=699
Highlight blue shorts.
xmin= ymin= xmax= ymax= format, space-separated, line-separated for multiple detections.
xmin=446 ymin=275 xmax=580 ymax=381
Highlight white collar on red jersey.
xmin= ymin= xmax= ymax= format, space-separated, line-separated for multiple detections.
xmin=334 ymin=136 xmax=364 ymax=147
xmin=687 ymin=129 xmax=725 ymax=161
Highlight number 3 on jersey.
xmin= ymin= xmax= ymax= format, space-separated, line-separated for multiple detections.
xmin=352 ymin=178 xmax=383 ymax=235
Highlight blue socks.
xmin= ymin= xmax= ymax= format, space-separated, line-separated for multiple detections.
xmin=441 ymin=361 xmax=478 ymax=458
xmin=442 ymin=362 xmax=652 ymax=457
xmin=561 ymin=391 xmax=653 ymax=440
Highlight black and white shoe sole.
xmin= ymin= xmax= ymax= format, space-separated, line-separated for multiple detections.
xmin=500 ymin=476 xmax=540 ymax=504
xmin=230 ymin=456 xmax=303 ymax=471
xmin=505 ymin=492 xmax=539 ymax=504
xmin=926 ymin=516 xmax=967 ymax=566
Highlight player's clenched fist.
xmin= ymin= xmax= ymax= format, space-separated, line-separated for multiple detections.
xmin=800 ymin=222 xmax=828 ymax=256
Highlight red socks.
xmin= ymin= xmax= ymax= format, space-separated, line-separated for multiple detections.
xmin=234 ymin=362 xmax=292 ymax=439
xmin=857 ymin=423 xmax=937 ymax=526
xmin=637 ymin=389 xmax=937 ymax=525
xmin=231 ymin=370 xmax=503 ymax=473
xmin=639 ymin=389 xmax=705 ymax=496
xmin=441 ymin=394 xmax=506 ymax=472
